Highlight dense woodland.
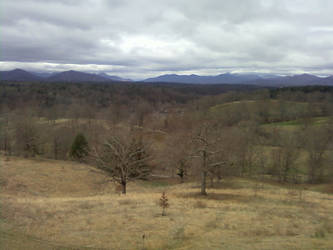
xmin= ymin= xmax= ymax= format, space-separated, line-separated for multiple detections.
xmin=0 ymin=81 xmax=333 ymax=194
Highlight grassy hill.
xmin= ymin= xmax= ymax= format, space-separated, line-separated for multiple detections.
xmin=209 ymin=99 xmax=324 ymax=124
xmin=1 ymin=156 xmax=333 ymax=249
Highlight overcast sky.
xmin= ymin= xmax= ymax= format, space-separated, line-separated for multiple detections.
xmin=1 ymin=0 xmax=333 ymax=79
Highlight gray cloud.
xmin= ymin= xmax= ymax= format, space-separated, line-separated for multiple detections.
xmin=1 ymin=0 xmax=333 ymax=79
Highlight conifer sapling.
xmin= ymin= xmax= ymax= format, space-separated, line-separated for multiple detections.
xmin=159 ymin=191 xmax=169 ymax=216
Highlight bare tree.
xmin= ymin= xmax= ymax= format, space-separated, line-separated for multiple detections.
xmin=13 ymin=115 xmax=41 ymax=158
xmin=132 ymin=98 xmax=153 ymax=127
xmin=91 ymin=132 xmax=152 ymax=194
xmin=271 ymin=131 xmax=299 ymax=183
xmin=191 ymin=122 xmax=225 ymax=195
xmin=0 ymin=107 xmax=12 ymax=155
xmin=302 ymin=126 xmax=332 ymax=183
xmin=163 ymin=132 xmax=191 ymax=181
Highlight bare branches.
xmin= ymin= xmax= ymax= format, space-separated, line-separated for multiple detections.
xmin=90 ymin=133 xmax=152 ymax=194
xmin=189 ymin=122 xmax=227 ymax=195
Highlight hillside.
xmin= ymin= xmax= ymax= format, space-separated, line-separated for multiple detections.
xmin=209 ymin=99 xmax=325 ymax=125
xmin=1 ymin=156 xmax=332 ymax=249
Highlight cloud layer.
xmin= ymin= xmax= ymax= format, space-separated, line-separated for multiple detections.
xmin=1 ymin=0 xmax=333 ymax=79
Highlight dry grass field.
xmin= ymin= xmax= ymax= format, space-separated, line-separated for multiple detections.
xmin=1 ymin=156 xmax=333 ymax=249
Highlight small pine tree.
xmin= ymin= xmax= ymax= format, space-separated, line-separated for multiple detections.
xmin=159 ymin=192 xmax=169 ymax=216
xmin=70 ymin=133 xmax=89 ymax=162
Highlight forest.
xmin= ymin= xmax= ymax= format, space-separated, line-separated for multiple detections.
xmin=0 ymin=81 xmax=332 ymax=192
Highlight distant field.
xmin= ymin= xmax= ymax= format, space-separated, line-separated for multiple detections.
xmin=210 ymin=99 xmax=324 ymax=124
xmin=263 ymin=116 xmax=332 ymax=127
xmin=261 ymin=116 xmax=333 ymax=134
xmin=210 ymin=99 xmax=311 ymax=113
xmin=1 ymin=157 xmax=333 ymax=249
xmin=210 ymin=100 xmax=333 ymax=131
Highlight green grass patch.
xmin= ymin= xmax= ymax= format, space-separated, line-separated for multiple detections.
xmin=264 ymin=116 xmax=332 ymax=127
xmin=261 ymin=116 xmax=332 ymax=134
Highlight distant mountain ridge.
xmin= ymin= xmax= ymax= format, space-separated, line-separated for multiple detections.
xmin=249 ymin=74 xmax=332 ymax=87
xmin=98 ymin=72 xmax=132 ymax=82
xmin=47 ymin=70 xmax=109 ymax=82
xmin=0 ymin=69 xmax=130 ymax=83
xmin=0 ymin=69 xmax=42 ymax=82
xmin=143 ymin=73 xmax=266 ymax=84
xmin=1 ymin=69 xmax=333 ymax=86
xmin=144 ymin=72 xmax=333 ymax=86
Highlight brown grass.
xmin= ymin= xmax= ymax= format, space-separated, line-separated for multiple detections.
xmin=1 ymin=156 xmax=333 ymax=249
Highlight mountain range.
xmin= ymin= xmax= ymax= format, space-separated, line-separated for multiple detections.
xmin=1 ymin=69 xmax=333 ymax=86
xmin=0 ymin=69 xmax=130 ymax=83
xmin=143 ymin=73 xmax=277 ymax=84
xmin=143 ymin=73 xmax=333 ymax=86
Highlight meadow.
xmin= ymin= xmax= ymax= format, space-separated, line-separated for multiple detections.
xmin=1 ymin=156 xmax=333 ymax=250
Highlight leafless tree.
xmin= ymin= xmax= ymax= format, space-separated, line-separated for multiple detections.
xmin=0 ymin=107 xmax=12 ymax=155
xmin=13 ymin=115 xmax=41 ymax=158
xmin=91 ymin=132 xmax=152 ymax=194
xmin=162 ymin=131 xmax=191 ymax=181
xmin=271 ymin=131 xmax=299 ymax=183
xmin=302 ymin=125 xmax=332 ymax=183
xmin=191 ymin=122 xmax=225 ymax=195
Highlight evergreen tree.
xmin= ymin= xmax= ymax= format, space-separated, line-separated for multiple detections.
xmin=70 ymin=133 xmax=89 ymax=161
xmin=159 ymin=192 xmax=169 ymax=216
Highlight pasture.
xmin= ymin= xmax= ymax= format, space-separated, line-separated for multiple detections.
xmin=1 ymin=156 xmax=332 ymax=249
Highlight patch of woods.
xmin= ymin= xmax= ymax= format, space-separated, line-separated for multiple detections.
xmin=0 ymin=82 xmax=333 ymax=195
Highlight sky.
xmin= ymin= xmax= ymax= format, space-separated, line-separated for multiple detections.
xmin=1 ymin=0 xmax=333 ymax=79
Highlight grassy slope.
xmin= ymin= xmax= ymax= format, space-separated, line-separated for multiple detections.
xmin=210 ymin=99 xmax=326 ymax=126
xmin=210 ymin=99 xmax=310 ymax=116
xmin=1 ymin=157 xmax=333 ymax=250
xmin=262 ymin=116 xmax=332 ymax=131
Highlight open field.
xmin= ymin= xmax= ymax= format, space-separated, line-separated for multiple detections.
xmin=1 ymin=157 xmax=333 ymax=249
xmin=262 ymin=116 xmax=333 ymax=132
xmin=209 ymin=99 xmax=328 ymax=127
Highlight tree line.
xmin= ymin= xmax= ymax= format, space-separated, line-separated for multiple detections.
xmin=0 ymin=82 xmax=332 ymax=194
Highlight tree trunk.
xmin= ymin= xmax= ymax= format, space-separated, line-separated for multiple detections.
xmin=54 ymin=138 xmax=58 ymax=160
xmin=319 ymin=166 xmax=324 ymax=183
xmin=200 ymin=151 xmax=207 ymax=195
xmin=210 ymin=175 xmax=214 ymax=188
xmin=309 ymin=160 xmax=316 ymax=184
xmin=121 ymin=181 xmax=127 ymax=194
xmin=201 ymin=170 xmax=207 ymax=195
